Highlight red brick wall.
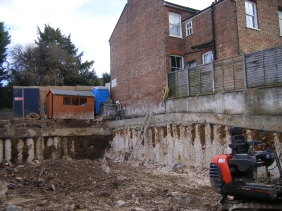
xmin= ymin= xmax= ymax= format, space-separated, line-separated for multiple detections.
xmin=164 ymin=6 xmax=194 ymax=70
xmin=237 ymin=0 xmax=282 ymax=53
xmin=110 ymin=0 xmax=195 ymax=116
xmin=214 ymin=0 xmax=239 ymax=59
xmin=184 ymin=0 xmax=282 ymax=65
xmin=183 ymin=7 xmax=213 ymax=66
xmin=110 ymin=0 xmax=282 ymax=117
xmin=184 ymin=0 xmax=239 ymax=66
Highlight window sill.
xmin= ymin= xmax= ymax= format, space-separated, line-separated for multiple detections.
xmin=169 ymin=35 xmax=184 ymax=39
xmin=246 ymin=26 xmax=261 ymax=31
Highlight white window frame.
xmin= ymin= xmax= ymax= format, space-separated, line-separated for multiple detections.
xmin=245 ymin=0 xmax=258 ymax=29
xmin=202 ymin=51 xmax=213 ymax=64
xmin=186 ymin=20 xmax=193 ymax=36
xmin=279 ymin=10 xmax=282 ymax=36
xmin=169 ymin=12 xmax=182 ymax=38
xmin=170 ymin=55 xmax=184 ymax=72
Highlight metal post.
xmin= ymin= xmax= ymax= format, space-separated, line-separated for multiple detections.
xmin=199 ymin=67 xmax=201 ymax=94
xmin=187 ymin=68 xmax=190 ymax=96
xmin=262 ymin=50 xmax=265 ymax=85
xmin=243 ymin=52 xmax=247 ymax=89
xmin=212 ymin=61 xmax=215 ymax=93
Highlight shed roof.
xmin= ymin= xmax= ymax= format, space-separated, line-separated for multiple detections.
xmin=49 ymin=89 xmax=94 ymax=97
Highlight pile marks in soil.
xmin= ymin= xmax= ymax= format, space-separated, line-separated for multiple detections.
xmin=0 ymin=159 xmax=220 ymax=211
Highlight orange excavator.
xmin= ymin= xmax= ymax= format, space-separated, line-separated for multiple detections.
xmin=209 ymin=126 xmax=282 ymax=211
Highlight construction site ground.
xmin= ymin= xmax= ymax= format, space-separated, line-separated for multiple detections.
xmin=0 ymin=158 xmax=221 ymax=211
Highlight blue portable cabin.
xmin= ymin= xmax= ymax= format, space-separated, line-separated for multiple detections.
xmin=91 ymin=87 xmax=109 ymax=115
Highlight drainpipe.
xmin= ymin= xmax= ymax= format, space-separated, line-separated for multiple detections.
xmin=230 ymin=0 xmax=240 ymax=55
xmin=211 ymin=3 xmax=216 ymax=60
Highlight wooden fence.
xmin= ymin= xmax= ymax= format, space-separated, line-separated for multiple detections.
xmin=246 ymin=45 xmax=282 ymax=88
xmin=168 ymin=45 xmax=282 ymax=98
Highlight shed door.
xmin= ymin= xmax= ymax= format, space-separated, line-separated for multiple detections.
xmin=13 ymin=88 xmax=23 ymax=118
xmin=23 ymin=88 xmax=40 ymax=117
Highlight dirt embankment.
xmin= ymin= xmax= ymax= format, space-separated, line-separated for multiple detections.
xmin=0 ymin=158 xmax=220 ymax=211
xmin=0 ymin=119 xmax=106 ymax=129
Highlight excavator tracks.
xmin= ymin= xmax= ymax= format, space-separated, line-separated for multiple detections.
xmin=219 ymin=197 xmax=282 ymax=211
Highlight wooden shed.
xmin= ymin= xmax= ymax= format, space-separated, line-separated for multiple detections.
xmin=46 ymin=89 xmax=95 ymax=119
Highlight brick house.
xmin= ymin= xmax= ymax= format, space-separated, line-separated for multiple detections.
xmin=184 ymin=0 xmax=282 ymax=66
xmin=109 ymin=0 xmax=282 ymax=117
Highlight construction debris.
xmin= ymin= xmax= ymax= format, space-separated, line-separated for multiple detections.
xmin=0 ymin=159 xmax=220 ymax=210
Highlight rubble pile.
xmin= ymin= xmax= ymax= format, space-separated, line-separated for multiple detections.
xmin=0 ymin=159 xmax=220 ymax=211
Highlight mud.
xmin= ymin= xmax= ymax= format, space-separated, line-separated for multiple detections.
xmin=0 ymin=159 xmax=220 ymax=211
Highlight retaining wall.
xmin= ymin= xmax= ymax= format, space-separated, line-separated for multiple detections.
xmin=0 ymin=126 xmax=111 ymax=164
xmin=107 ymin=113 xmax=282 ymax=169
xmin=166 ymin=87 xmax=282 ymax=116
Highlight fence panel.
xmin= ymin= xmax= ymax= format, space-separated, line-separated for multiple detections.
xmin=199 ymin=63 xmax=213 ymax=94
xmin=233 ymin=56 xmax=245 ymax=90
xmin=188 ymin=67 xmax=201 ymax=95
xmin=246 ymin=51 xmax=264 ymax=87
xmin=177 ymin=70 xmax=189 ymax=97
xmin=167 ymin=45 xmax=282 ymax=99
xmin=263 ymin=46 xmax=282 ymax=85
xmin=214 ymin=56 xmax=244 ymax=93
xmin=168 ymin=73 xmax=177 ymax=98
xmin=246 ymin=45 xmax=282 ymax=88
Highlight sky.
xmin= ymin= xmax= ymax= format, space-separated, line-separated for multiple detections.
xmin=0 ymin=0 xmax=213 ymax=77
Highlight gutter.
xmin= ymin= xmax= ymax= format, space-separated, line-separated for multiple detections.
xmin=211 ymin=3 xmax=216 ymax=60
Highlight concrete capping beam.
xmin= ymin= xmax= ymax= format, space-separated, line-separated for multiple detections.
xmin=0 ymin=127 xmax=112 ymax=138
xmin=107 ymin=113 xmax=282 ymax=132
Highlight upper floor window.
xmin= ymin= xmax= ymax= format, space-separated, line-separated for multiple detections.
xmin=186 ymin=20 xmax=193 ymax=36
xmin=169 ymin=12 xmax=182 ymax=37
xmin=245 ymin=0 xmax=258 ymax=29
xmin=187 ymin=60 xmax=196 ymax=68
xmin=202 ymin=51 xmax=213 ymax=64
xmin=279 ymin=10 xmax=282 ymax=36
xmin=170 ymin=55 xmax=183 ymax=72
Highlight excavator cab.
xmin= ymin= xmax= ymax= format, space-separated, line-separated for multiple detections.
xmin=228 ymin=127 xmax=275 ymax=173
xmin=210 ymin=126 xmax=282 ymax=210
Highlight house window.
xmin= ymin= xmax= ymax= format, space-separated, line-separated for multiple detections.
xmin=187 ymin=60 xmax=196 ymax=68
xmin=63 ymin=96 xmax=88 ymax=106
xmin=202 ymin=51 xmax=213 ymax=64
xmin=279 ymin=11 xmax=282 ymax=36
xmin=170 ymin=55 xmax=183 ymax=72
xmin=245 ymin=0 xmax=258 ymax=29
xmin=186 ymin=20 xmax=193 ymax=36
xmin=169 ymin=12 xmax=182 ymax=37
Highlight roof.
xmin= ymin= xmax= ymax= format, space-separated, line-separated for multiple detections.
xmin=182 ymin=0 xmax=226 ymax=23
xmin=163 ymin=1 xmax=199 ymax=13
xmin=49 ymin=89 xmax=94 ymax=97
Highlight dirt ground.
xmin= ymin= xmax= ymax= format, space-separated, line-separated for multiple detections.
xmin=0 ymin=158 xmax=221 ymax=211
xmin=0 ymin=119 xmax=106 ymax=129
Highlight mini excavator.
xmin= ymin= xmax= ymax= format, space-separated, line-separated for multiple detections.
xmin=210 ymin=126 xmax=282 ymax=211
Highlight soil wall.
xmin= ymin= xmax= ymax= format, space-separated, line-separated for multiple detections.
xmin=107 ymin=113 xmax=282 ymax=171
xmin=0 ymin=119 xmax=112 ymax=164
